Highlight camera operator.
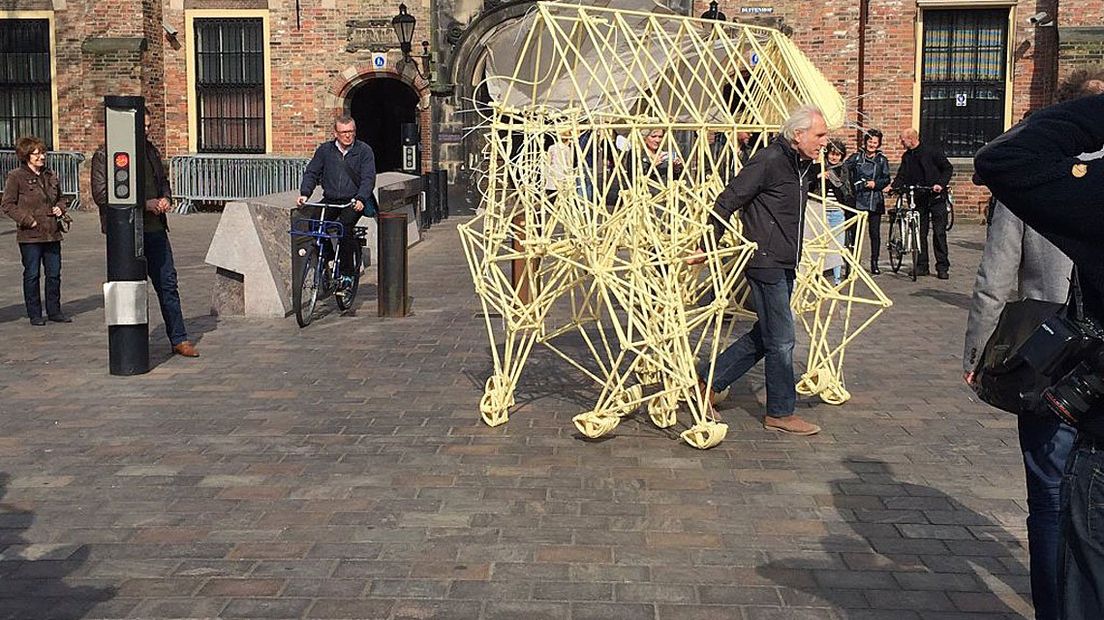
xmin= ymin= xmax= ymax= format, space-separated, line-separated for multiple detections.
xmin=974 ymin=77 xmax=1104 ymax=618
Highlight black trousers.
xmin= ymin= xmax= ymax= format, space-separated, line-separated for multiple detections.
xmin=301 ymin=203 xmax=363 ymax=277
xmin=866 ymin=211 xmax=882 ymax=266
xmin=918 ymin=196 xmax=949 ymax=272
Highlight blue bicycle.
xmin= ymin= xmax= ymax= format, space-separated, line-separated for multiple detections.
xmin=290 ymin=201 xmax=367 ymax=327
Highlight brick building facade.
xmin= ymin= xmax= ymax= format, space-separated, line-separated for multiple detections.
xmin=2 ymin=0 xmax=1101 ymax=217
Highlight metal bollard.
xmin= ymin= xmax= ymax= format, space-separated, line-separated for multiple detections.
xmin=437 ymin=169 xmax=449 ymax=220
xmin=421 ymin=171 xmax=438 ymax=230
xmin=378 ymin=212 xmax=409 ymax=317
xmin=103 ymin=96 xmax=150 ymax=376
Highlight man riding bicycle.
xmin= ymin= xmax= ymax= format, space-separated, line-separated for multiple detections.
xmin=889 ymin=128 xmax=953 ymax=279
xmin=298 ymin=115 xmax=377 ymax=284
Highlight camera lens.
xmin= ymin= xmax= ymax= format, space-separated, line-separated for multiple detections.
xmin=1044 ymin=361 xmax=1104 ymax=426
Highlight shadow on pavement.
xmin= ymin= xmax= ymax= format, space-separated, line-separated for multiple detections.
xmin=0 ymin=473 xmax=115 ymax=619
xmin=757 ymin=458 xmax=1031 ymax=618
xmin=148 ymin=313 xmax=220 ymax=369
xmin=0 ymin=293 xmax=103 ymax=325
xmin=910 ymin=287 xmax=973 ymax=310
xmin=954 ymin=239 xmax=986 ymax=252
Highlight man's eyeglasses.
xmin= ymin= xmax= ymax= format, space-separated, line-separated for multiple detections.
xmin=335 ymin=130 xmax=356 ymax=135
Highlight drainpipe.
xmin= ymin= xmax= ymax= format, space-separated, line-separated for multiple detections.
xmin=857 ymin=0 xmax=868 ymax=138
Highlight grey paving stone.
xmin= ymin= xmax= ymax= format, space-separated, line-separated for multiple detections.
xmin=0 ymin=216 xmax=1037 ymax=619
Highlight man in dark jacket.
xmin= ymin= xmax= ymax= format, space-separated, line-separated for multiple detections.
xmin=974 ymin=89 xmax=1104 ymax=620
xmin=91 ymin=109 xmax=198 ymax=358
xmin=891 ymin=128 xmax=954 ymax=278
xmin=298 ymin=115 xmax=377 ymax=279
xmin=696 ymin=104 xmax=828 ymax=436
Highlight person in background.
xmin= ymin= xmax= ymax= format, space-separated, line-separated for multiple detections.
xmin=544 ymin=129 xmax=575 ymax=199
xmin=813 ymin=139 xmax=853 ymax=284
xmin=92 ymin=109 xmax=199 ymax=357
xmin=971 ymin=68 xmax=1104 ymax=620
xmin=641 ymin=128 xmax=683 ymax=181
xmin=298 ymin=115 xmax=377 ymax=284
xmin=845 ymin=129 xmax=891 ymax=275
xmin=890 ymin=128 xmax=953 ymax=279
xmin=2 ymin=136 xmax=70 ymax=326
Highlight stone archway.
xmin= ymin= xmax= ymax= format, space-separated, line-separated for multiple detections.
xmin=348 ymin=77 xmax=421 ymax=173
xmin=331 ymin=61 xmax=432 ymax=174
xmin=446 ymin=1 xmax=537 ymax=207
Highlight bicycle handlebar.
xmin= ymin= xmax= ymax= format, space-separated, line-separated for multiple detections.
xmin=299 ymin=200 xmax=357 ymax=209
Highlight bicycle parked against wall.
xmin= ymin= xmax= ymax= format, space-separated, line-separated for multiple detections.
xmin=886 ymin=185 xmax=930 ymax=281
xmin=289 ymin=201 xmax=367 ymax=327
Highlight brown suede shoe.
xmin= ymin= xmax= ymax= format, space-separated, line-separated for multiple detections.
xmin=763 ymin=415 xmax=821 ymax=436
xmin=172 ymin=341 xmax=200 ymax=357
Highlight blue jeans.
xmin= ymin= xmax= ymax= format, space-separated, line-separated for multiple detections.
xmin=701 ymin=270 xmax=796 ymax=416
xmin=1060 ymin=433 xmax=1104 ymax=619
xmin=19 ymin=241 xmax=62 ymax=319
xmin=825 ymin=208 xmax=846 ymax=283
xmin=1019 ymin=416 xmax=1075 ymax=620
xmin=144 ymin=231 xmax=188 ymax=346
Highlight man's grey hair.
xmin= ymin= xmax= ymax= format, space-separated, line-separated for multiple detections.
xmin=780 ymin=105 xmax=825 ymax=142
xmin=334 ymin=115 xmax=355 ymax=129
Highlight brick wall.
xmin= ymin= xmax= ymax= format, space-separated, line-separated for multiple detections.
xmin=10 ymin=0 xmax=1103 ymax=214
xmin=698 ymin=0 xmax=1092 ymax=220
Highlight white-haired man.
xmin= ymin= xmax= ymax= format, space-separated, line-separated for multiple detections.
xmin=696 ymin=105 xmax=829 ymax=435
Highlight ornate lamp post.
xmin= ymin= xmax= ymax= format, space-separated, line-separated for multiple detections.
xmin=700 ymin=1 xmax=726 ymax=21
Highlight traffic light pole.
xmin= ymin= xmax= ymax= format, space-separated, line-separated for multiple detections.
xmin=103 ymin=96 xmax=150 ymax=375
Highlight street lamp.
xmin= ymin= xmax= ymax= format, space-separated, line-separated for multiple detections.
xmin=392 ymin=4 xmax=453 ymax=94
xmin=392 ymin=3 xmax=416 ymax=57
xmin=700 ymin=0 xmax=726 ymax=21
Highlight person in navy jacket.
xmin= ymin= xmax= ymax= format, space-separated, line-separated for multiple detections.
xmin=298 ymin=115 xmax=377 ymax=279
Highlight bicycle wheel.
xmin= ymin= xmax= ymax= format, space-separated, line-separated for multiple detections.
xmin=336 ymin=245 xmax=361 ymax=311
xmin=945 ymin=201 xmax=955 ymax=231
xmin=887 ymin=216 xmax=903 ymax=273
xmin=294 ymin=244 xmax=321 ymax=328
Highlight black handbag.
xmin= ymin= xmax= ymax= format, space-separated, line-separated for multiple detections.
xmin=973 ymin=270 xmax=1089 ymax=417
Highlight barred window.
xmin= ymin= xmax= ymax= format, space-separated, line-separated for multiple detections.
xmin=195 ymin=18 xmax=265 ymax=153
xmin=920 ymin=9 xmax=1008 ymax=158
xmin=0 ymin=19 xmax=52 ymax=149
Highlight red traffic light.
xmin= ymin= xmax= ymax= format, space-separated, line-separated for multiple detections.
xmin=114 ymin=153 xmax=130 ymax=168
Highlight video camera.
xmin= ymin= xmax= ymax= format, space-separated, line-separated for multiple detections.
xmin=1018 ymin=308 xmax=1104 ymax=426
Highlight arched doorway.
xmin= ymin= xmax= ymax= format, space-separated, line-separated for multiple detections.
xmin=348 ymin=77 xmax=420 ymax=173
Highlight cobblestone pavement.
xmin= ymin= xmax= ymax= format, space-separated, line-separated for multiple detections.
xmin=0 ymin=212 xmax=1031 ymax=620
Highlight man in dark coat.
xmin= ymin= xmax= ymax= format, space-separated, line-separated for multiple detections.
xmin=298 ymin=115 xmax=377 ymax=280
xmin=92 ymin=109 xmax=198 ymax=357
xmin=891 ymin=128 xmax=954 ymax=278
xmin=694 ymin=104 xmax=828 ymax=437
xmin=974 ymin=87 xmax=1104 ymax=619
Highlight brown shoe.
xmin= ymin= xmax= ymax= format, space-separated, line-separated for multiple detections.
xmin=696 ymin=381 xmax=719 ymax=415
xmin=763 ymin=415 xmax=821 ymax=436
xmin=172 ymin=341 xmax=199 ymax=357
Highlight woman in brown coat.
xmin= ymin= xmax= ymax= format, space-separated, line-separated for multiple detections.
xmin=1 ymin=136 xmax=71 ymax=325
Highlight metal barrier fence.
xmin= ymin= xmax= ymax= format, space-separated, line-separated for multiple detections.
xmin=169 ymin=154 xmax=310 ymax=213
xmin=0 ymin=150 xmax=87 ymax=209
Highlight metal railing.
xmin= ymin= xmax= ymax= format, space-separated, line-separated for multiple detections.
xmin=0 ymin=150 xmax=87 ymax=209
xmin=169 ymin=153 xmax=310 ymax=213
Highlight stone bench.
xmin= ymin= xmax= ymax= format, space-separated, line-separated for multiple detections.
xmin=204 ymin=171 xmax=425 ymax=317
